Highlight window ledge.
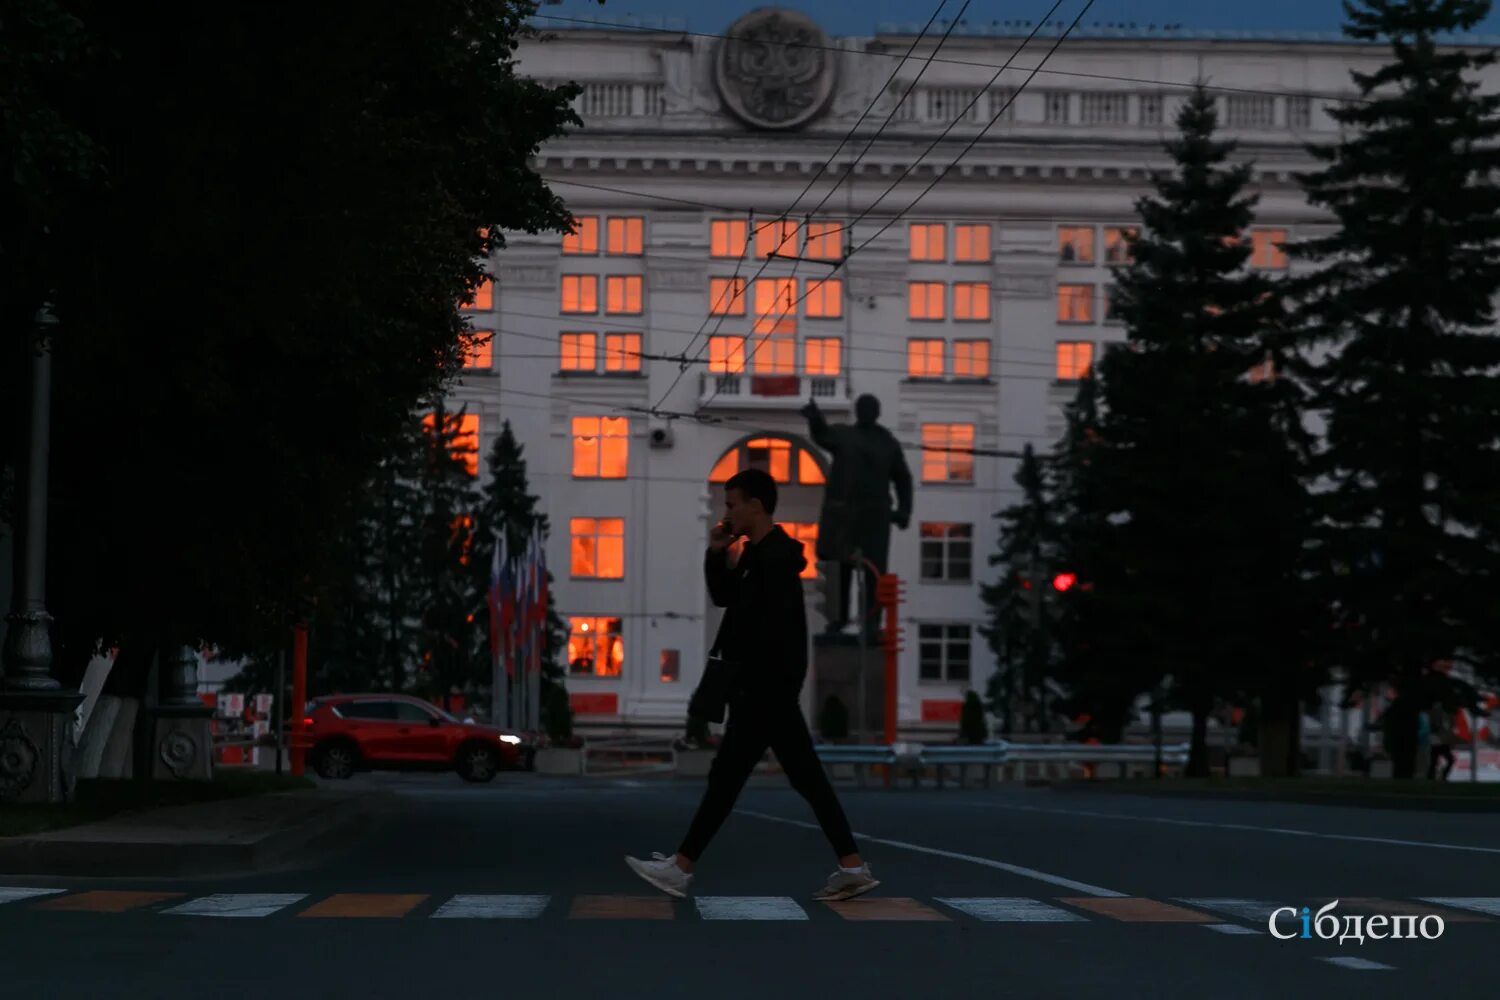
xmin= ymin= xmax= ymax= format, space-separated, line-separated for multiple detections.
xmin=918 ymin=578 xmax=975 ymax=586
xmin=919 ymin=480 xmax=977 ymax=488
xmin=554 ymin=371 xmax=647 ymax=379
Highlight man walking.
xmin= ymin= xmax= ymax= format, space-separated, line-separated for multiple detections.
xmin=625 ymin=468 xmax=878 ymax=901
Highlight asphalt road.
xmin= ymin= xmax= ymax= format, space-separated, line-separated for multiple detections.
xmin=1 ymin=769 xmax=1496 ymax=1000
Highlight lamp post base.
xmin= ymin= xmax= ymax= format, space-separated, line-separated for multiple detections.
xmin=0 ymin=690 xmax=85 ymax=804
xmin=148 ymin=704 xmax=214 ymax=782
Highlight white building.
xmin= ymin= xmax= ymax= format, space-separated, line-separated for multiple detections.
xmin=445 ymin=11 xmax=1493 ymax=737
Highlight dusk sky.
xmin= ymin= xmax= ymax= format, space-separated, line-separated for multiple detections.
xmin=532 ymin=0 xmax=1500 ymax=36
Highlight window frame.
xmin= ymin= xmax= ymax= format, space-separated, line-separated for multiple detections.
xmin=603 ymin=332 xmax=643 ymax=373
xmin=917 ymin=622 xmax=973 ymax=683
xmin=559 ymin=332 xmax=599 ymax=373
xmin=571 ymin=416 xmax=630 ymax=479
xmin=710 ymin=219 xmax=748 ymax=259
xmin=569 ymin=517 xmax=626 ymax=580
xmin=952 ymin=338 xmax=990 ymax=379
xmin=562 ymin=217 xmax=600 ymax=256
xmin=1056 ymin=340 xmax=1095 ymax=382
xmin=920 ymin=423 xmax=976 ymax=484
xmin=560 ymin=274 xmax=600 ymax=315
xmin=1057 ymin=283 xmax=1096 ymax=325
xmin=604 ymin=275 xmax=644 ymax=316
xmin=952 ymin=281 xmax=991 ymax=322
xmin=907 ymin=338 xmax=945 ymax=378
xmin=803 ymin=277 xmax=843 ymax=319
xmin=567 ymin=615 xmax=624 ymax=678
xmin=919 ymin=522 xmax=974 ymax=582
xmin=908 ymin=223 xmax=946 ymax=262
xmin=606 ymin=217 xmax=644 ymax=256
xmin=953 ymin=223 xmax=992 ymax=262
xmin=804 ymin=337 xmax=842 ymax=376
xmin=1057 ymin=226 xmax=1096 ymax=265
xmin=908 ymin=281 xmax=947 ymax=321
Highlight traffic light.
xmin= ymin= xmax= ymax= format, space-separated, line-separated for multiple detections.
xmin=1052 ymin=572 xmax=1077 ymax=592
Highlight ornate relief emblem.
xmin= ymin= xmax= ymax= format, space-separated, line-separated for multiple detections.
xmin=715 ymin=9 xmax=835 ymax=130
xmin=0 ymin=718 xmax=39 ymax=799
xmin=159 ymin=730 xmax=198 ymax=778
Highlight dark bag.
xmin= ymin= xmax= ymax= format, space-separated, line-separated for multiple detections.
xmin=688 ymin=654 xmax=740 ymax=724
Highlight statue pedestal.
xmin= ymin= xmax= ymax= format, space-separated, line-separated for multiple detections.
xmin=0 ymin=691 xmax=85 ymax=804
xmin=149 ymin=704 xmax=214 ymax=781
xmin=812 ymin=635 xmax=886 ymax=742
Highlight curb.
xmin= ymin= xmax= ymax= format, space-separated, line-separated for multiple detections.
xmin=1047 ymin=781 xmax=1500 ymax=813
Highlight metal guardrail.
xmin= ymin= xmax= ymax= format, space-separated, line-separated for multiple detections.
xmin=814 ymin=741 xmax=1192 ymax=788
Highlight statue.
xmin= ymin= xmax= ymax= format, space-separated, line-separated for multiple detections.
xmin=802 ymin=394 xmax=913 ymax=633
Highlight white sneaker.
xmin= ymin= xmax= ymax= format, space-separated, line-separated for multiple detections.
xmin=625 ymin=851 xmax=693 ymax=898
xmin=813 ymin=863 xmax=879 ymax=901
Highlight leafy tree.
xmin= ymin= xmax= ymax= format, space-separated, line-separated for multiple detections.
xmin=1290 ymin=0 xmax=1500 ymax=778
xmin=959 ymin=690 xmax=988 ymax=744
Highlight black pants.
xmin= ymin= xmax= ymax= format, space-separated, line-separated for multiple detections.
xmin=678 ymin=698 xmax=859 ymax=863
xmin=1428 ymin=743 xmax=1455 ymax=780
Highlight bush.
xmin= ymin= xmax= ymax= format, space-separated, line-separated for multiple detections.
xmin=959 ymin=691 xmax=988 ymax=744
xmin=818 ymin=694 xmax=850 ymax=741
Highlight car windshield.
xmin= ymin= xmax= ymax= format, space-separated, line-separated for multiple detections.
xmin=427 ymin=704 xmax=459 ymax=722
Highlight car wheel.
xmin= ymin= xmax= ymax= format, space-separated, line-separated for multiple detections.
xmin=313 ymin=740 xmax=358 ymax=780
xmin=458 ymin=743 xmax=499 ymax=783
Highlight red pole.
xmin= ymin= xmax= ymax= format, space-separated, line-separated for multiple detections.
xmin=291 ymin=623 xmax=308 ymax=777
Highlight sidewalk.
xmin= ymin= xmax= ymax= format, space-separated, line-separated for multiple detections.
xmin=0 ymin=788 xmax=393 ymax=877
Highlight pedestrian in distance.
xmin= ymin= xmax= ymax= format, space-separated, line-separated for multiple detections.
xmin=625 ymin=468 xmax=879 ymax=902
xmin=1427 ymin=701 xmax=1456 ymax=781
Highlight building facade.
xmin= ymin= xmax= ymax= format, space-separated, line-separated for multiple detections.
xmin=443 ymin=12 xmax=1490 ymax=735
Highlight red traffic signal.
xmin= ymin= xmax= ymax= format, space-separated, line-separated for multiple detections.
xmin=1052 ymin=572 xmax=1077 ymax=592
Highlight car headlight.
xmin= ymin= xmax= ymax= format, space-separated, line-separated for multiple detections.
xmin=499 ymin=734 xmax=521 ymax=745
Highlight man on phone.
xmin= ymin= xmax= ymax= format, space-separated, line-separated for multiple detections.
xmin=625 ymin=468 xmax=877 ymax=901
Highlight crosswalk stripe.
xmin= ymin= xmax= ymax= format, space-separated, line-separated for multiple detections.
xmin=1418 ymin=897 xmax=1500 ymax=917
xmin=1320 ymin=957 xmax=1394 ymax=971
xmin=824 ymin=897 xmax=948 ymax=921
xmin=1060 ymin=898 xmax=1214 ymax=923
xmin=1175 ymin=898 xmax=1277 ymax=925
xmin=695 ymin=896 xmax=807 ymax=921
xmin=1204 ymin=923 xmax=1261 ymax=935
xmin=570 ymin=895 xmax=674 ymax=920
xmin=0 ymin=888 xmax=65 ymax=905
xmin=432 ymin=895 xmax=551 ymax=919
xmin=164 ymin=894 xmax=307 ymax=918
xmin=298 ymin=894 xmax=428 ymax=918
xmin=33 ymin=891 xmax=183 ymax=913
xmin=935 ymin=897 xmax=1086 ymax=922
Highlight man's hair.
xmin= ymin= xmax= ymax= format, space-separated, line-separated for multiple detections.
xmin=725 ymin=467 xmax=778 ymax=516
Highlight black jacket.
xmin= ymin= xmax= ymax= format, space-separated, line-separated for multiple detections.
xmin=705 ymin=525 xmax=809 ymax=706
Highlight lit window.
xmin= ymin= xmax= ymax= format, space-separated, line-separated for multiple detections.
xmin=1056 ymin=340 xmax=1094 ymax=381
xmin=461 ymin=330 xmax=493 ymax=369
xmin=1058 ymin=226 xmax=1095 ymax=264
xmin=604 ymin=333 xmax=642 ymax=372
xmin=560 ymin=332 xmax=597 ymax=372
xmin=570 ymin=517 xmax=625 ymax=579
xmin=709 ymin=277 xmax=747 ymax=316
xmin=563 ymin=217 xmax=599 ymax=255
xmin=804 ymin=221 xmax=844 ymax=260
xmin=463 ymin=279 xmax=494 ymax=312
xmin=920 ymin=522 xmax=973 ymax=581
xmin=568 ymin=616 xmax=623 ymax=677
xmin=754 ymin=278 xmax=797 ymax=334
xmin=1103 ymin=226 xmax=1137 ymax=264
xmin=755 ymin=219 xmax=799 ymax=259
xmin=908 ymin=282 xmax=946 ymax=320
xmin=708 ymin=335 xmax=746 ymax=374
xmin=1057 ymin=284 xmax=1095 ymax=324
xmin=804 ymin=337 xmax=842 ymax=376
xmin=711 ymin=219 xmax=748 ymax=259
xmin=708 ymin=450 xmax=739 ymax=483
xmin=1251 ymin=229 xmax=1288 ymax=269
xmin=751 ymin=333 xmax=796 ymax=373
xmin=804 ymin=278 xmax=842 ymax=319
xmin=918 ymin=623 xmax=971 ymax=682
xmin=660 ymin=649 xmax=680 ymax=683
xmin=561 ymin=275 xmax=598 ymax=314
xmin=909 ymin=223 xmax=945 ymax=261
xmin=907 ymin=338 xmax=944 ymax=377
xmin=1247 ymin=357 xmax=1277 ymax=384
xmin=572 ymin=416 xmax=629 ymax=479
xmin=782 ymin=523 xmax=819 ymax=579
xmin=606 ymin=217 xmax=644 ymax=255
xmin=745 ymin=438 xmax=793 ymax=483
xmin=798 ymin=450 xmax=825 ymax=485
xmin=921 ymin=423 xmax=975 ymax=483
xmin=953 ymin=339 xmax=990 ymax=378
xmin=954 ymin=224 xmax=991 ymax=262
xmin=422 ymin=412 xmax=480 ymax=478
xmin=605 ymin=275 xmax=643 ymax=315
xmin=953 ymin=282 xmax=991 ymax=321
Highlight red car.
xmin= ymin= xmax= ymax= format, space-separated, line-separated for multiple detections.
xmin=304 ymin=693 xmax=532 ymax=783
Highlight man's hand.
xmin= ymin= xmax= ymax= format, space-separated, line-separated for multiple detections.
xmin=709 ymin=519 xmax=735 ymax=552
xmin=891 ymin=511 xmax=910 ymax=530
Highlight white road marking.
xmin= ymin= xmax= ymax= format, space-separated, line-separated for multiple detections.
xmin=164 ymin=894 xmax=307 ymax=918
xmin=1320 ymin=957 xmax=1394 ymax=971
xmin=935 ymin=897 xmax=1087 ymax=922
xmin=1204 ymin=923 xmax=1261 ymax=935
xmin=431 ymin=894 xmax=551 ymax=919
xmin=735 ymin=809 xmax=1126 ymax=897
xmin=1418 ymin=896 xmax=1500 ymax=917
xmin=1176 ymin=898 xmax=1278 ymax=924
xmin=965 ymin=802 xmax=1500 ymax=856
xmin=695 ymin=896 xmax=808 ymax=921
xmin=0 ymin=888 xmax=65 ymax=905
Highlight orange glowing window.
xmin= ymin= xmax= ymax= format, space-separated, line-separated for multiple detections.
xmin=798 ymin=450 xmax=825 ymax=485
xmin=782 ymin=522 xmax=819 ymax=579
xmin=462 ymin=330 xmax=494 ymax=369
xmin=754 ymin=278 xmax=798 ymax=334
xmin=751 ymin=333 xmax=796 ymax=374
xmin=804 ymin=221 xmax=844 ymax=260
xmin=709 ymin=277 xmax=747 ymax=316
xmin=572 ymin=416 xmax=629 ymax=479
xmin=909 ymin=223 xmax=945 ymax=261
xmin=908 ymin=338 xmax=944 ymax=377
xmin=745 ymin=438 xmax=793 ymax=483
xmin=755 ymin=219 xmax=799 ymax=259
xmin=604 ymin=333 xmax=642 ymax=372
xmin=568 ymin=616 xmax=623 ymax=677
xmin=953 ymin=282 xmax=991 ymax=321
xmin=708 ymin=335 xmax=746 ymax=374
xmin=908 ymin=282 xmax=945 ymax=321
xmin=606 ymin=217 xmax=644 ymax=255
xmin=570 ymin=517 xmax=625 ymax=579
xmin=422 ymin=412 xmax=480 ymax=477
xmin=560 ymin=332 xmax=597 ymax=372
xmin=1059 ymin=226 xmax=1095 ymax=264
xmin=1057 ymin=284 xmax=1095 ymax=323
xmin=804 ymin=338 xmax=841 ymax=376
xmin=954 ymin=224 xmax=991 ymax=262
xmin=1103 ymin=226 xmax=1137 ymax=263
xmin=1251 ymin=228 xmax=1288 ymax=269
xmin=563 ymin=217 xmax=599 ymax=255
xmin=462 ymin=278 xmax=494 ymax=312
xmin=804 ymin=278 xmax=842 ymax=319
xmin=921 ymin=423 xmax=975 ymax=483
xmin=561 ymin=275 xmax=598 ymax=314
xmin=708 ymin=449 xmax=739 ymax=483
xmin=953 ymin=339 xmax=990 ymax=378
xmin=711 ymin=219 xmax=748 ymax=258
xmin=1056 ymin=340 xmax=1094 ymax=381
xmin=1247 ymin=357 xmax=1277 ymax=384
xmin=605 ymin=275 xmax=643 ymax=315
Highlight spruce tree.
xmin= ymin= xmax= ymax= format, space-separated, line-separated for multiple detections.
xmin=1091 ymin=85 xmax=1314 ymax=776
xmin=1292 ymin=0 xmax=1500 ymax=777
